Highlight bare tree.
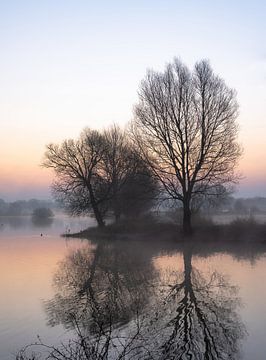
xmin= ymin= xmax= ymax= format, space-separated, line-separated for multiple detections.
xmin=43 ymin=129 xmax=108 ymax=227
xmin=43 ymin=126 xmax=157 ymax=227
xmin=133 ymin=58 xmax=241 ymax=234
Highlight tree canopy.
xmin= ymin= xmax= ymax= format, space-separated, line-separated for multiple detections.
xmin=133 ymin=58 xmax=241 ymax=233
xmin=43 ymin=126 xmax=158 ymax=227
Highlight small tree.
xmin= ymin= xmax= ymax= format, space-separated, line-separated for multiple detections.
xmin=118 ymin=164 xmax=158 ymax=218
xmin=32 ymin=207 xmax=54 ymax=219
xmin=43 ymin=129 xmax=108 ymax=227
xmin=133 ymin=58 xmax=241 ymax=234
xmin=43 ymin=126 xmax=158 ymax=227
xmin=102 ymin=125 xmax=158 ymax=220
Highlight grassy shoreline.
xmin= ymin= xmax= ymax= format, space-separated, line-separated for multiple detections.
xmin=63 ymin=216 xmax=266 ymax=245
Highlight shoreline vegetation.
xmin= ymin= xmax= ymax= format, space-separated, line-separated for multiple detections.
xmin=64 ymin=214 xmax=266 ymax=245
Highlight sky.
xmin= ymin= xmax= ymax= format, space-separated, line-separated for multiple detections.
xmin=0 ymin=0 xmax=265 ymax=200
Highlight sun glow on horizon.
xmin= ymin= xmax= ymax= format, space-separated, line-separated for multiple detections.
xmin=0 ymin=1 xmax=265 ymax=199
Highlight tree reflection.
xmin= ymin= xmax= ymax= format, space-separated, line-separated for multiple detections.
xmin=45 ymin=241 xmax=157 ymax=335
xmin=43 ymin=241 xmax=246 ymax=359
xmin=31 ymin=216 xmax=54 ymax=227
xmin=149 ymin=243 xmax=246 ymax=359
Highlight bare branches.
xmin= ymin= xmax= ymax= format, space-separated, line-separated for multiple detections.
xmin=133 ymin=58 xmax=241 ymax=232
xmin=43 ymin=129 xmax=109 ymax=227
xmin=43 ymin=126 xmax=158 ymax=226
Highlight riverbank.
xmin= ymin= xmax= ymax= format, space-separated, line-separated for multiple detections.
xmin=64 ymin=215 xmax=266 ymax=245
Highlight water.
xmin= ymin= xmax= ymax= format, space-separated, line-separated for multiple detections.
xmin=0 ymin=216 xmax=266 ymax=359
xmin=0 ymin=215 xmax=95 ymax=359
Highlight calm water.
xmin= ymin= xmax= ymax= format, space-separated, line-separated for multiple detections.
xmin=1 ymin=216 xmax=266 ymax=359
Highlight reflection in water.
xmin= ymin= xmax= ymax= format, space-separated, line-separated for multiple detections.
xmin=0 ymin=215 xmax=93 ymax=237
xmin=31 ymin=215 xmax=54 ymax=227
xmin=43 ymin=241 xmax=246 ymax=359
xmin=151 ymin=243 xmax=246 ymax=359
xmin=45 ymin=241 xmax=157 ymax=335
xmin=1 ymin=216 xmax=26 ymax=229
xmin=0 ymin=215 xmax=54 ymax=231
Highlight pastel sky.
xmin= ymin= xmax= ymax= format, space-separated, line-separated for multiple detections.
xmin=0 ymin=0 xmax=265 ymax=200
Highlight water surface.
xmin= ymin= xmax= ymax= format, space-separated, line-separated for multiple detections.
xmin=1 ymin=216 xmax=266 ymax=359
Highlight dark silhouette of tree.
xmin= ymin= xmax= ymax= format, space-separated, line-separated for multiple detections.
xmin=32 ymin=207 xmax=54 ymax=219
xmin=117 ymin=165 xmax=158 ymax=218
xmin=43 ymin=126 xmax=157 ymax=227
xmin=102 ymin=125 xmax=158 ymax=221
xmin=31 ymin=207 xmax=54 ymax=227
xmin=43 ymin=129 xmax=108 ymax=227
xmin=133 ymin=58 xmax=241 ymax=234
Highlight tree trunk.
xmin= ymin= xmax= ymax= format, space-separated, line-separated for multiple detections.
xmin=113 ymin=195 xmax=121 ymax=223
xmin=114 ymin=211 xmax=121 ymax=223
xmin=183 ymin=244 xmax=192 ymax=284
xmin=92 ymin=201 xmax=105 ymax=228
xmin=87 ymin=184 xmax=105 ymax=228
xmin=183 ymin=199 xmax=192 ymax=235
xmin=112 ymin=181 xmax=121 ymax=223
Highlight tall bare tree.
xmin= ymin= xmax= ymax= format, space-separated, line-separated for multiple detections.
xmin=133 ymin=58 xmax=241 ymax=233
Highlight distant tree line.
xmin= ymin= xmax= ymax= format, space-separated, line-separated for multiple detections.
xmin=198 ymin=196 xmax=266 ymax=215
xmin=0 ymin=199 xmax=56 ymax=216
xmin=231 ymin=197 xmax=266 ymax=215
xmin=44 ymin=58 xmax=242 ymax=234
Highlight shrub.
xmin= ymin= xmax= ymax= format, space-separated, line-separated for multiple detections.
xmin=32 ymin=207 xmax=54 ymax=219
